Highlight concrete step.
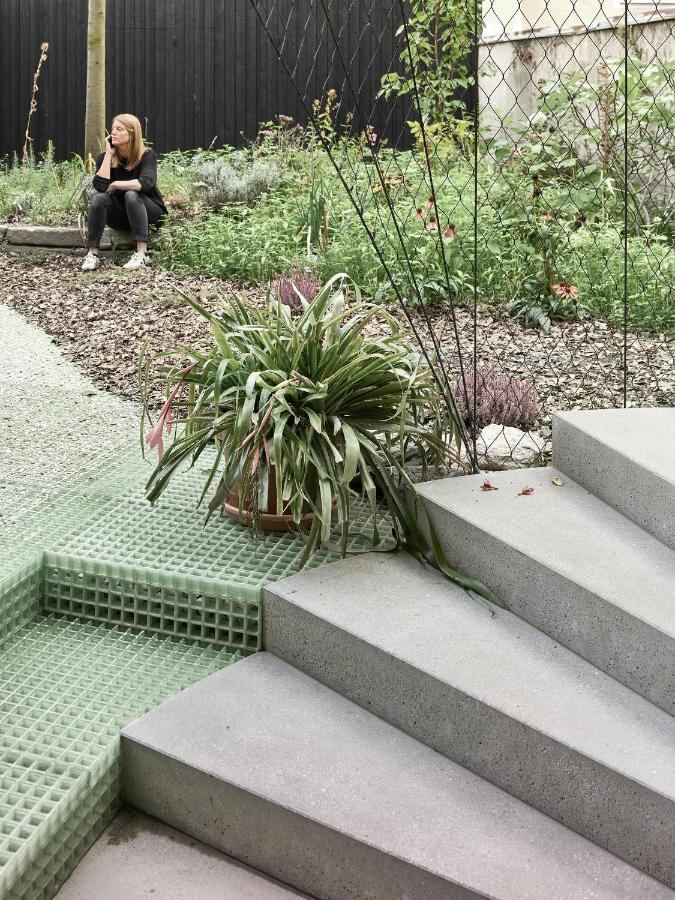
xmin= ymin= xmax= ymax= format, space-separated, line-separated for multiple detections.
xmin=263 ymin=553 xmax=675 ymax=887
xmin=2 ymin=224 xmax=136 ymax=249
xmin=552 ymin=408 xmax=675 ymax=549
xmin=414 ymin=465 xmax=675 ymax=713
xmin=121 ymin=653 xmax=673 ymax=900
xmin=55 ymin=808 xmax=309 ymax=899
xmin=552 ymin=407 xmax=675 ymax=549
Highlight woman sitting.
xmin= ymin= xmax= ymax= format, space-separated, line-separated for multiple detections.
xmin=82 ymin=113 xmax=167 ymax=271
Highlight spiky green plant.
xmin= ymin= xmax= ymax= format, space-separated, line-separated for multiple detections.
xmin=141 ymin=274 xmax=503 ymax=609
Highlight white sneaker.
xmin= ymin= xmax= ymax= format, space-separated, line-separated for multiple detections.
xmin=123 ymin=251 xmax=149 ymax=270
xmin=81 ymin=251 xmax=101 ymax=271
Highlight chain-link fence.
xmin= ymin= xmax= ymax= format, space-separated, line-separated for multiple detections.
xmin=247 ymin=0 xmax=674 ymax=469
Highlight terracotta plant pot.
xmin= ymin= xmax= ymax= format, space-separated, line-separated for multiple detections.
xmin=222 ymin=471 xmax=315 ymax=533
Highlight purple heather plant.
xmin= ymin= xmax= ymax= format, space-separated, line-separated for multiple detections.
xmin=454 ymin=367 xmax=540 ymax=430
xmin=271 ymin=268 xmax=321 ymax=314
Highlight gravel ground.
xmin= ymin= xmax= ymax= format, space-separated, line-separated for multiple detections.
xmin=409 ymin=304 xmax=674 ymax=423
xmin=0 ymin=303 xmax=140 ymax=526
xmin=1 ymin=253 xmax=672 ymax=426
xmin=0 ymin=253 xmax=236 ymax=409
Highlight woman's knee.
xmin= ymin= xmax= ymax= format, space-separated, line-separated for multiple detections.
xmin=91 ymin=191 xmax=110 ymax=207
xmin=124 ymin=191 xmax=143 ymax=207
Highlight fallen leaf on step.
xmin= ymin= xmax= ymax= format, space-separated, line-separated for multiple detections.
xmin=551 ymin=477 xmax=565 ymax=486
xmin=519 ymin=486 xmax=534 ymax=495
xmin=480 ymin=479 xmax=498 ymax=491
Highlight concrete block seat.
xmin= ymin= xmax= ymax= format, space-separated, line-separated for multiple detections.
xmin=96 ymin=227 xmax=157 ymax=251
xmin=122 ymin=652 xmax=673 ymax=900
xmin=1 ymin=224 xmax=154 ymax=253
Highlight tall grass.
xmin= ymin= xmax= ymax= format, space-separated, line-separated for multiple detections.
xmin=0 ymin=147 xmax=88 ymax=226
xmin=155 ymin=148 xmax=675 ymax=334
xmin=1 ymin=140 xmax=672 ymax=334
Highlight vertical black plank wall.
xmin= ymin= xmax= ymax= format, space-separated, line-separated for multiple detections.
xmin=0 ymin=0 xmax=443 ymax=159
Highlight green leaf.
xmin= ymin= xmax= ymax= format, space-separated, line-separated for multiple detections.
xmin=340 ymin=422 xmax=360 ymax=485
xmin=306 ymin=408 xmax=323 ymax=434
xmin=210 ymin=319 xmax=233 ymax=358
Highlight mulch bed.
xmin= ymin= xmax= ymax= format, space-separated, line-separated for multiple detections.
xmin=1 ymin=253 xmax=672 ymax=424
xmin=0 ymin=253 xmax=240 ymax=408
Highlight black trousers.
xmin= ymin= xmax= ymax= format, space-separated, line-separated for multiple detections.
xmin=86 ymin=190 xmax=165 ymax=248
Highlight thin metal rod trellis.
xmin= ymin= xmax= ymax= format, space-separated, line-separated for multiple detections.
xmin=241 ymin=0 xmax=672 ymax=470
xmin=623 ymin=2 xmax=629 ymax=408
xmin=247 ymin=0 xmax=475 ymax=459
xmin=313 ymin=0 xmax=468 ymax=432
xmin=472 ymin=0 xmax=480 ymax=463
xmin=396 ymin=0 xmax=475 ymax=435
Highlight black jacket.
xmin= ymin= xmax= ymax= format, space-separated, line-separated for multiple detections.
xmin=92 ymin=149 xmax=167 ymax=213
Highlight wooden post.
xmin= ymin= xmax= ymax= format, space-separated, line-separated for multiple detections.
xmin=84 ymin=0 xmax=106 ymax=161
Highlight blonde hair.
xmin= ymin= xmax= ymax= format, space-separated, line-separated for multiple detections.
xmin=111 ymin=114 xmax=146 ymax=170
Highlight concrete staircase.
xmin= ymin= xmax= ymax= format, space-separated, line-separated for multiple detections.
xmin=415 ymin=409 xmax=674 ymax=715
xmin=552 ymin=408 xmax=675 ymax=550
xmin=119 ymin=408 xmax=675 ymax=900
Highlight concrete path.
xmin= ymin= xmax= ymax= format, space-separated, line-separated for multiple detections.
xmin=0 ymin=304 xmax=139 ymax=526
xmin=54 ymin=809 xmax=310 ymax=900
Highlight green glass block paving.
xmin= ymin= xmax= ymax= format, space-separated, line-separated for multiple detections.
xmin=54 ymin=491 xmax=304 ymax=598
xmin=3 ymin=445 xmax=393 ymax=655
xmin=35 ymin=449 xmax=391 ymax=653
xmin=0 ymin=614 xmax=237 ymax=900
xmin=0 ymin=443 xmax=394 ymax=898
xmin=42 ymin=560 xmax=261 ymax=652
xmin=0 ymin=562 xmax=42 ymax=648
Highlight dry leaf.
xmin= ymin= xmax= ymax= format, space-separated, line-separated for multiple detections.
xmin=519 ymin=486 xmax=534 ymax=495
xmin=551 ymin=477 xmax=565 ymax=486
xmin=0 ymin=253 xmax=238 ymax=410
xmin=480 ymin=479 xmax=498 ymax=491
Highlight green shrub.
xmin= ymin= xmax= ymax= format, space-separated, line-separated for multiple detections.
xmin=193 ymin=155 xmax=279 ymax=209
xmin=4 ymin=140 xmax=671 ymax=335
xmin=157 ymin=194 xmax=304 ymax=282
xmin=557 ymin=226 xmax=675 ymax=332
xmin=0 ymin=148 xmax=88 ymax=225
xmin=157 ymin=149 xmax=675 ymax=335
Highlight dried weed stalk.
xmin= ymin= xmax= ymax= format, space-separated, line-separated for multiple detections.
xmin=23 ymin=42 xmax=49 ymax=163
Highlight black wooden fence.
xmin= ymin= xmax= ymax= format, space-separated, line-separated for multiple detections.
xmin=0 ymin=0 xmax=417 ymax=159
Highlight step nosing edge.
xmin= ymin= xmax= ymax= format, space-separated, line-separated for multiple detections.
xmin=267 ymin=598 xmax=674 ymax=796
xmin=418 ymin=495 xmax=674 ymax=633
xmin=557 ymin=422 xmax=675 ymax=485
xmin=122 ymin=735 xmax=482 ymax=889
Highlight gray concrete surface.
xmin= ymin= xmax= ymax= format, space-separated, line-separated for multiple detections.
xmin=415 ymin=464 xmax=675 ymax=713
xmin=3 ymin=224 xmax=135 ymax=249
xmin=55 ymin=808 xmax=310 ymax=900
xmin=0 ymin=305 xmax=138 ymax=526
xmin=552 ymin=408 xmax=675 ymax=550
xmin=264 ymin=552 xmax=675 ymax=887
xmin=121 ymin=653 xmax=674 ymax=900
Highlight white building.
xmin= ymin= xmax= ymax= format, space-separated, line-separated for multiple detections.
xmin=480 ymin=0 xmax=675 ymax=132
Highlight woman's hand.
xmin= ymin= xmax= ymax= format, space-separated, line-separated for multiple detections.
xmin=107 ymin=179 xmax=142 ymax=192
xmin=104 ymin=134 xmax=114 ymax=157
xmin=106 ymin=181 xmax=118 ymax=193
